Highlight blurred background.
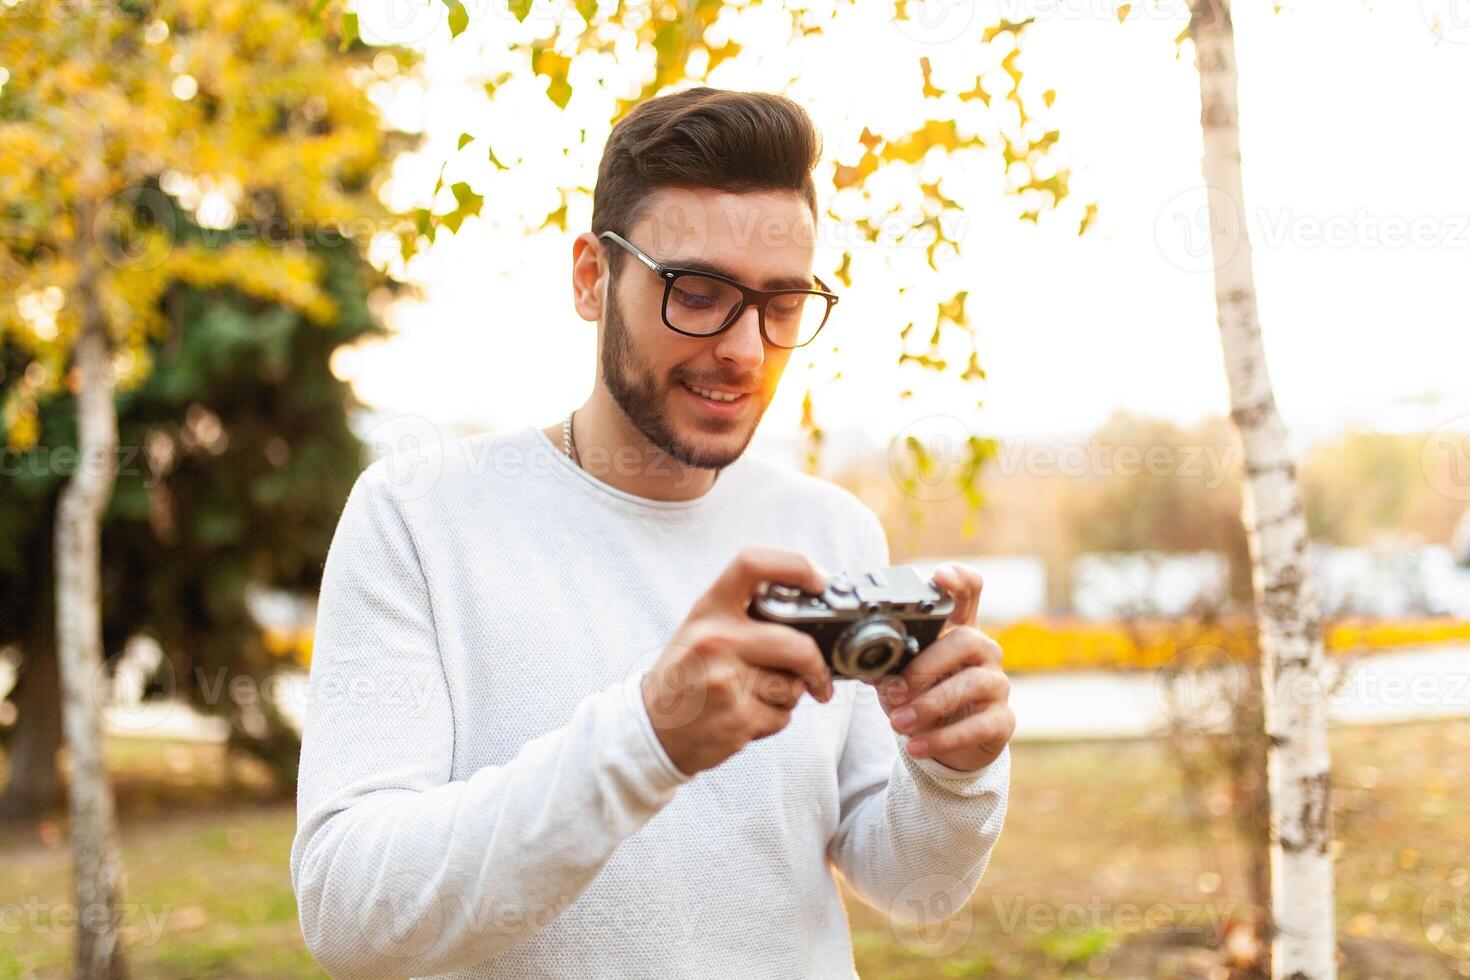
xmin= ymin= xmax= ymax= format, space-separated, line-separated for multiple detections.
xmin=3 ymin=0 xmax=1468 ymax=977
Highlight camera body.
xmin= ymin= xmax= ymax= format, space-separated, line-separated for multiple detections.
xmin=747 ymin=566 xmax=954 ymax=680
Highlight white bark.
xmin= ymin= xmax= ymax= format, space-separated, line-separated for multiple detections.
xmin=1188 ymin=1 xmax=1337 ymax=976
xmin=54 ymin=214 xmax=130 ymax=978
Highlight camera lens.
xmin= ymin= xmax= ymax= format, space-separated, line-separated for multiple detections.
xmin=856 ymin=636 xmax=903 ymax=673
xmin=833 ymin=619 xmax=909 ymax=679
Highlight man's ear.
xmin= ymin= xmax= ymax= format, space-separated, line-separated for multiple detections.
xmin=571 ymin=233 xmax=607 ymax=323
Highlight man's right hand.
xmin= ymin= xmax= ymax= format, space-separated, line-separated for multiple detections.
xmin=641 ymin=547 xmax=835 ymax=777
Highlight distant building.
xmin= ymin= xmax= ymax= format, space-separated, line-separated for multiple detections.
xmin=906 ymin=556 xmax=1048 ymax=622
xmin=1070 ymin=551 xmax=1230 ymax=619
xmin=1312 ymin=542 xmax=1470 ymax=618
xmin=1453 ymin=510 xmax=1470 ymax=569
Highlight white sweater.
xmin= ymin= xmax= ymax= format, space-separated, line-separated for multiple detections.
xmin=290 ymin=423 xmax=1010 ymax=979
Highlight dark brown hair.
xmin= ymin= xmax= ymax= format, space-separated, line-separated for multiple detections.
xmin=591 ymin=87 xmax=822 ymax=274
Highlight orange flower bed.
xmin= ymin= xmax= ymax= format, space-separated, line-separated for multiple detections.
xmin=268 ymin=616 xmax=1470 ymax=674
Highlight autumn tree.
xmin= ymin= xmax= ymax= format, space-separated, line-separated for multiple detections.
xmin=1181 ymin=1 xmax=1335 ymax=974
xmin=0 ymin=230 xmax=388 ymax=820
xmin=0 ymin=1 xmax=413 ymax=972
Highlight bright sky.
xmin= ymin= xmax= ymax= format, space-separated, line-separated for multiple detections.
xmin=334 ymin=0 xmax=1470 ymax=466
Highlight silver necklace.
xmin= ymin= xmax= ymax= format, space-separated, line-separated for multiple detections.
xmin=562 ymin=411 xmax=579 ymax=468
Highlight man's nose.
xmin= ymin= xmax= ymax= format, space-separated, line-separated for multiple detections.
xmin=712 ymin=302 xmax=766 ymax=371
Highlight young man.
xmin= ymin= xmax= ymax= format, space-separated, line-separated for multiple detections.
xmin=291 ymin=87 xmax=1014 ymax=979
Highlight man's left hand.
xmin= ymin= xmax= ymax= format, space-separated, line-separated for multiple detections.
xmin=864 ymin=563 xmax=1015 ymax=773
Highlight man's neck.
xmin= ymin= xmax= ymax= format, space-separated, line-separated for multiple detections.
xmin=540 ymin=391 xmax=719 ymax=503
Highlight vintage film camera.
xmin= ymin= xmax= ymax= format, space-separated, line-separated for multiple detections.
xmin=748 ymin=566 xmax=954 ymax=680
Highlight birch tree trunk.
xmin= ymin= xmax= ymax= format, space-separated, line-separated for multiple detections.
xmin=1188 ymin=1 xmax=1336 ymax=976
xmin=54 ymin=201 xmax=130 ymax=977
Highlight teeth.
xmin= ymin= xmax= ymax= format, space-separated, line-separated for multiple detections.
xmin=687 ymin=383 xmax=742 ymax=403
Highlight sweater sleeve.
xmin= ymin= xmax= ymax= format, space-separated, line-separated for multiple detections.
xmin=290 ymin=463 xmax=694 ymax=980
xmin=824 ymin=506 xmax=1010 ymax=926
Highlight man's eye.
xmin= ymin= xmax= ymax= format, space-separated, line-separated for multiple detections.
xmin=673 ymin=287 xmax=716 ymax=308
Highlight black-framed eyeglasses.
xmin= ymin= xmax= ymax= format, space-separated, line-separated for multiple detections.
xmin=598 ymin=230 xmax=839 ymax=350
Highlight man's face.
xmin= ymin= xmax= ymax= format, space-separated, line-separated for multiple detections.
xmin=597 ymin=187 xmax=817 ymax=471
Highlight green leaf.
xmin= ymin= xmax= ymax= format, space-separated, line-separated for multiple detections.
xmin=532 ymin=45 xmax=574 ymax=108
xmin=451 ymin=182 xmax=482 ymax=211
xmin=487 ymin=146 xmax=509 ymax=170
xmin=981 ymin=17 xmax=1033 ymax=42
xmin=653 ymin=23 xmax=682 ymax=70
xmin=447 ymin=0 xmax=469 ymax=37
xmin=444 ymin=181 xmax=484 ymax=234
xmin=509 ymin=0 xmax=533 ymax=21
xmin=307 ymin=0 xmax=332 ymax=36
xmin=575 ymin=0 xmax=597 ymax=22
xmin=339 ymin=11 xmax=358 ymax=51
xmin=1077 ymin=201 xmax=1099 ymax=237
xmin=457 ymin=132 xmax=474 ymax=151
xmin=482 ymin=71 xmax=513 ymax=100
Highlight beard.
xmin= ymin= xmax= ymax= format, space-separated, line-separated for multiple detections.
xmin=601 ymin=282 xmax=769 ymax=472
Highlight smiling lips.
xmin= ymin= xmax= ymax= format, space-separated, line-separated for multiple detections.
xmin=679 ymin=380 xmax=755 ymax=415
xmin=684 ymin=382 xmax=745 ymax=402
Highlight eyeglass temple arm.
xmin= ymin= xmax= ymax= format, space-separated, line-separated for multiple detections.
xmin=602 ymin=230 xmax=838 ymax=299
xmin=598 ymin=231 xmax=662 ymax=275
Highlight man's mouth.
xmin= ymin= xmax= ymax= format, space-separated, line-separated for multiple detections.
xmin=683 ymin=382 xmax=745 ymax=403
xmin=678 ymin=380 xmax=754 ymax=415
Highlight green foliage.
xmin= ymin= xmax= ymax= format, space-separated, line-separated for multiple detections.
xmin=0 ymin=0 xmax=412 ymax=449
xmin=0 ymin=194 xmax=387 ymax=778
xmin=349 ymin=0 xmax=1089 ymax=494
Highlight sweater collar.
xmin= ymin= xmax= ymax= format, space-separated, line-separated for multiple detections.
xmin=523 ymin=424 xmax=744 ymax=517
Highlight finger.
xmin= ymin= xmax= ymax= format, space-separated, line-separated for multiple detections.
xmin=899 ymin=625 xmax=1002 ymax=703
xmin=735 ymin=622 xmax=833 ymax=701
xmin=746 ymin=665 xmax=808 ymax=710
xmin=931 ymin=562 xmax=982 ymax=632
xmin=747 ymin=698 xmax=798 ymax=741
xmin=705 ymin=547 xmax=827 ymax=612
xmin=896 ymin=665 xmax=1009 ymax=735
xmin=911 ymin=701 xmax=1016 ymax=759
xmin=874 ymin=673 xmax=909 ymax=708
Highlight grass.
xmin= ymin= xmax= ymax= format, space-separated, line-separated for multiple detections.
xmin=2 ymin=720 xmax=1467 ymax=978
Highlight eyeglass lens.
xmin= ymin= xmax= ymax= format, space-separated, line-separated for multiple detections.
xmin=665 ymin=273 xmax=830 ymax=347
